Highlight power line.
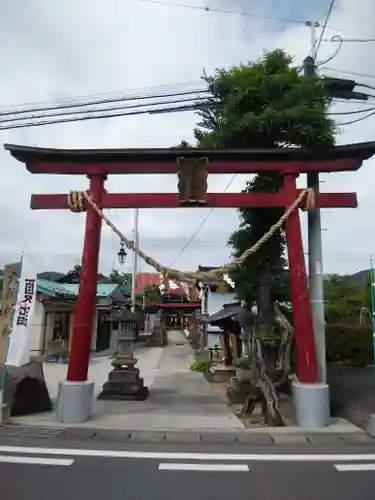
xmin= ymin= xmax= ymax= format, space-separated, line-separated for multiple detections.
xmin=135 ymin=0 xmax=307 ymax=25
xmin=321 ymin=67 xmax=375 ymax=81
xmin=168 ymin=174 xmax=237 ymax=267
xmin=0 ymin=100 xmax=213 ymax=130
xmin=0 ymin=93 xmax=210 ymax=124
xmin=323 ymin=37 xmax=375 ymax=42
xmin=315 ymin=0 xmax=336 ymax=59
xmin=135 ymin=0 xmax=358 ymax=35
xmin=329 ymin=106 xmax=375 ymax=115
xmin=338 ymin=109 xmax=375 ymax=125
xmin=0 ymin=86 xmax=206 ymax=118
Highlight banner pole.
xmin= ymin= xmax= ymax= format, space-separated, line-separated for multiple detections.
xmin=0 ymin=254 xmax=23 ymax=424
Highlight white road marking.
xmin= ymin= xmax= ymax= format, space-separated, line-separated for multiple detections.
xmin=1 ymin=445 xmax=375 ymax=462
xmin=0 ymin=455 xmax=73 ymax=466
xmin=335 ymin=463 xmax=375 ymax=472
xmin=159 ymin=463 xmax=249 ymax=472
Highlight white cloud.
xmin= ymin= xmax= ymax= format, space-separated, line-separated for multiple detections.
xmin=1 ymin=0 xmax=375 ymax=277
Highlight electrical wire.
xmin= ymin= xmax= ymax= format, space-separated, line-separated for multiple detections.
xmin=135 ymin=0 xmax=307 ymax=25
xmin=323 ymin=37 xmax=375 ymax=42
xmin=337 ymin=109 xmax=375 ymax=125
xmin=316 ymin=35 xmax=343 ymax=66
xmin=321 ymin=67 xmax=375 ymax=81
xmin=328 ymin=106 xmax=375 ymax=115
xmin=356 ymin=82 xmax=375 ymax=93
xmin=0 ymin=94 xmax=212 ymax=125
xmin=0 ymin=80 xmax=202 ymax=115
xmin=168 ymin=174 xmax=237 ymax=268
xmin=0 ymin=87 xmax=207 ymax=118
xmin=315 ymin=0 xmax=336 ymax=60
xmin=0 ymin=100 xmax=214 ymax=130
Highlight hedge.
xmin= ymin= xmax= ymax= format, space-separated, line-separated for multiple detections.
xmin=326 ymin=323 xmax=373 ymax=366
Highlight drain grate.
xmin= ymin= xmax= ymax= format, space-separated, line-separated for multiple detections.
xmin=0 ymin=424 xmax=64 ymax=438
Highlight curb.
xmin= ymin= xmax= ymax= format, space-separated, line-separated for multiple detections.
xmin=1 ymin=424 xmax=375 ymax=446
xmin=56 ymin=427 xmax=375 ymax=446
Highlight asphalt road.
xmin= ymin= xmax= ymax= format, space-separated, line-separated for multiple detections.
xmin=0 ymin=437 xmax=375 ymax=500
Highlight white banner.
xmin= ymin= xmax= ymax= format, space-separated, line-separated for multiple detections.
xmin=6 ymin=254 xmax=37 ymax=366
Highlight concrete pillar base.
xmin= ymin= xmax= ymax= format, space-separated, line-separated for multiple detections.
xmin=0 ymin=403 xmax=10 ymax=425
xmin=365 ymin=414 xmax=375 ymax=437
xmin=56 ymin=380 xmax=94 ymax=423
xmin=292 ymin=381 xmax=330 ymax=428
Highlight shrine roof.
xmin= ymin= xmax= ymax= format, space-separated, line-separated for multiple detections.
xmin=5 ymin=142 xmax=375 ymax=163
xmin=4 ymin=142 xmax=375 ymax=175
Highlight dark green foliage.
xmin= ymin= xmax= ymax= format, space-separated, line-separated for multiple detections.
xmin=324 ymin=273 xmax=366 ymax=325
xmin=141 ymin=283 xmax=162 ymax=305
xmin=177 ymin=49 xmax=336 ymax=304
xmin=109 ymin=269 xmax=132 ymax=285
xmin=326 ymin=323 xmax=373 ymax=366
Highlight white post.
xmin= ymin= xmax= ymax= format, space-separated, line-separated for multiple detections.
xmin=131 ymin=209 xmax=139 ymax=313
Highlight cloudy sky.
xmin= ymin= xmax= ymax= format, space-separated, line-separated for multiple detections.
xmin=1 ymin=0 xmax=375 ymax=277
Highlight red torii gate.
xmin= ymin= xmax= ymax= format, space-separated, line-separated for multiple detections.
xmin=5 ymin=142 xmax=375 ymax=390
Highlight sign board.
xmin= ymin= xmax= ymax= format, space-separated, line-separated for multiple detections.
xmin=0 ymin=263 xmax=20 ymax=364
xmin=6 ymin=255 xmax=37 ymax=366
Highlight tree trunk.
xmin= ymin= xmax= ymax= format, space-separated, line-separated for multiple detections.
xmin=240 ymin=303 xmax=294 ymax=426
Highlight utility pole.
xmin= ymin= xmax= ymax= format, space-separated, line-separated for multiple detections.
xmin=304 ymin=21 xmax=327 ymax=384
xmin=131 ymin=208 xmax=139 ymax=313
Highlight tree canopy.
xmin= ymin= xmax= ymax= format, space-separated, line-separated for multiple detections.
xmin=109 ymin=269 xmax=132 ymax=285
xmin=178 ymin=49 xmax=337 ymax=304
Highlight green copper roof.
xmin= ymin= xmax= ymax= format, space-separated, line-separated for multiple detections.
xmin=37 ymin=279 xmax=119 ymax=298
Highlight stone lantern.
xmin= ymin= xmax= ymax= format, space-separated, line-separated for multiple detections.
xmin=97 ymin=306 xmax=149 ymax=401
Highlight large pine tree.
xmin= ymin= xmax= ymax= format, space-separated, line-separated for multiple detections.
xmin=179 ymin=49 xmax=336 ymax=304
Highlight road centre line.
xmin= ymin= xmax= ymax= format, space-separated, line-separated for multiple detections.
xmin=335 ymin=463 xmax=375 ymax=472
xmin=0 ymin=455 xmax=73 ymax=466
xmin=159 ymin=463 xmax=249 ymax=472
xmin=1 ymin=445 xmax=375 ymax=462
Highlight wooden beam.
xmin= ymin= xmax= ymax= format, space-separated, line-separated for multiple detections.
xmin=24 ymin=157 xmax=361 ymax=175
xmin=30 ymin=191 xmax=358 ymax=210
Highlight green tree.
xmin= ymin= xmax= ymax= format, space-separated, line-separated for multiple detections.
xmin=193 ymin=49 xmax=335 ymax=303
xmin=109 ymin=269 xmax=132 ymax=285
xmin=139 ymin=283 xmax=162 ymax=306
xmin=324 ymin=274 xmax=366 ymax=324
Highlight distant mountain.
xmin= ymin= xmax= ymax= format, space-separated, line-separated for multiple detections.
xmin=347 ymin=269 xmax=370 ymax=288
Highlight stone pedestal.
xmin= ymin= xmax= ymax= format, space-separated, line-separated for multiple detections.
xmin=226 ymin=366 xmax=253 ymax=404
xmin=97 ymin=366 xmax=149 ymax=401
xmin=97 ymin=311 xmax=149 ymax=401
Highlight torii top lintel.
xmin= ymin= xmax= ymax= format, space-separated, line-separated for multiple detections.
xmin=4 ymin=142 xmax=375 ymax=175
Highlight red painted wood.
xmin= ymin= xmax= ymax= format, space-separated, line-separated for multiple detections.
xmin=31 ymin=191 xmax=357 ymax=210
xmin=67 ymin=175 xmax=105 ymax=382
xmin=27 ymin=157 xmax=359 ymax=175
xmin=284 ymin=173 xmax=318 ymax=384
xmin=154 ymin=302 xmax=201 ymax=308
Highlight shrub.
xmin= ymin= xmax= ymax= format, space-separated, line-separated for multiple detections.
xmin=190 ymin=360 xmax=213 ymax=373
xmin=326 ymin=323 xmax=373 ymax=366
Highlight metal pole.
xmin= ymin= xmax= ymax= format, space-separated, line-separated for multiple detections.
xmin=305 ymin=20 xmax=327 ymax=383
xmin=370 ymin=255 xmax=375 ymax=364
xmin=131 ymin=208 xmax=139 ymax=313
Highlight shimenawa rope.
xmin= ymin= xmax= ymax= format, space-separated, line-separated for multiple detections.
xmin=67 ymin=188 xmax=315 ymax=284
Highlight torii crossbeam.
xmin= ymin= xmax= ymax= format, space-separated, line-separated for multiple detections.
xmin=5 ymin=142 xmax=375 ymax=422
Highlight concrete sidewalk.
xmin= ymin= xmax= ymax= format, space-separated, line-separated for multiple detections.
xmin=11 ymin=330 xmax=243 ymax=431
xmin=6 ymin=330 xmax=371 ymax=445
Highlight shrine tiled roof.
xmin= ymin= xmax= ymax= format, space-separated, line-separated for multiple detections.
xmin=37 ymin=279 xmax=119 ymax=298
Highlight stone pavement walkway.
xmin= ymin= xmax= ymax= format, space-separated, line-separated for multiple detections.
xmin=11 ymin=330 xmax=243 ymax=431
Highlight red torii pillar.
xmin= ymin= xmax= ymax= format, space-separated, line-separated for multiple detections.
xmin=5 ymin=142 xmax=375 ymax=423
